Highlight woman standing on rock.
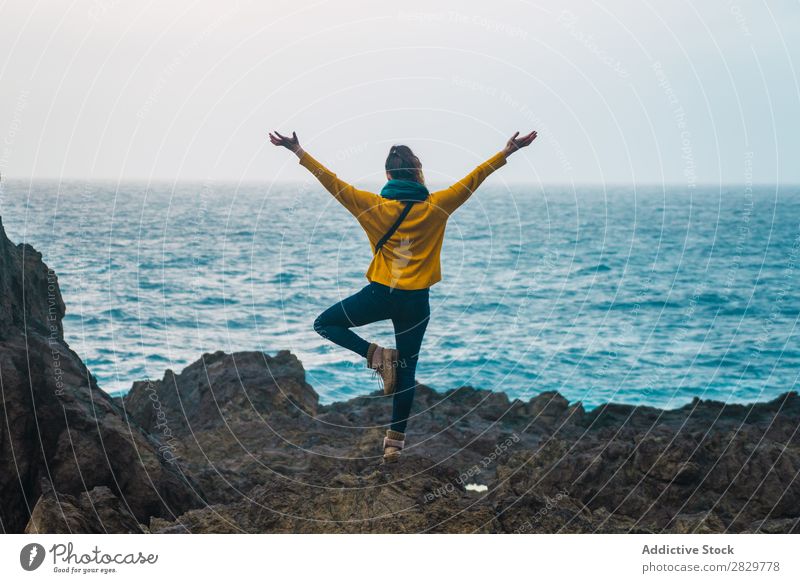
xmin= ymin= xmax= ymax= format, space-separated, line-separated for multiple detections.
xmin=269 ymin=129 xmax=537 ymax=462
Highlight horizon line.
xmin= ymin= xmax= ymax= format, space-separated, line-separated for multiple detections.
xmin=1 ymin=176 xmax=797 ymax=189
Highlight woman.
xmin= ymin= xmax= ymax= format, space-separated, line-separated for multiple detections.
xmin=269 ymin=129 xmax=537 ymax=462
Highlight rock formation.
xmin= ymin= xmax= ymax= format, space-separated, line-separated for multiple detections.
xmin=0 ymin=217 xmax=202 ymax=533
xmin=125 ymin=351 xmax=798 ymax=534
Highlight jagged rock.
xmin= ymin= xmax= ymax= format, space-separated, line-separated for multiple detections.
xmin=0 ymin=218 xmax=203 ymax=533
xmin=25 ymin=480 xmax=145 ymax=534
xmin=133 ymin=349 xmax=800 ymax=533
xmin=483 ymin=396 xmax=800 ymax=533
xmin=743 ymin=518 xmax=800 ymax=534
xmin=150 ymin=455 xmax=498 ymax=533
xmin=0 ymin=222 xmax=64 ymax=339
xmin=122 ymin=350 xmax=318 ymax=437
xmin=668 ymin=512 xmax=727 ymax=534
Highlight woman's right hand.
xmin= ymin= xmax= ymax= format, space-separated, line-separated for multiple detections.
xmin=503 ymin=130 xmax=537 ymax=156
xmin=269 ymin=130 xmax=303 ymax=156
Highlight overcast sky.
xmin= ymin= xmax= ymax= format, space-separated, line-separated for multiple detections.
xmin=0 ymin=0 xmax=798 ymax=184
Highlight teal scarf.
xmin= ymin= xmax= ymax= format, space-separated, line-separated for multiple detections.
xmin=380 ymin=179 xmax=429 ymax=202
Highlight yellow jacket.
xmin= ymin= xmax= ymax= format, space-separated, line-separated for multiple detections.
xmin=299 ymin=150 xmax=507 ymax=290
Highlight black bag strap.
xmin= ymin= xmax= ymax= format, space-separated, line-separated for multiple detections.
xmin=374 ymin=201 xmax=416 ymax=254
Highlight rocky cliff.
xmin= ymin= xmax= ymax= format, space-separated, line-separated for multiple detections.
xmin=1 ymin=217 xmax=798 ymax=533
xmin=118 ymin=351 xmax=799 ymax=534
xmin=0 ymin=217 xmax=202 ymax=533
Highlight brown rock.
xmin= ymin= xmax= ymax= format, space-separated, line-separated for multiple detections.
xmin=25 ymin=479 xmax=145 ymax=534
xmin=0 ymin=218 xmax=203 ymax=533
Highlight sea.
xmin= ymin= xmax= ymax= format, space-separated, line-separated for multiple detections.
xmin=1 ymin=180 xmax=798 ymax=410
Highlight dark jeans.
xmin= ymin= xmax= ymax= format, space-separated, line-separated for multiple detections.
xmin=314 ymin=282 xmax=430 ymax=433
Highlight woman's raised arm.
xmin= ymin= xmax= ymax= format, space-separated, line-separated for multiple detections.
xmin=269 ymin=130 xmax=378 ymax=217
xmin=430 ymin=130 xmax=537 ymax=215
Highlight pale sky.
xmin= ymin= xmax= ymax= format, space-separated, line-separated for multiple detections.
xmin=0 ymin=0 xmax=798 ymax=184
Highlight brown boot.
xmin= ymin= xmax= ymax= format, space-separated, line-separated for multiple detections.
xmin=366 ymin=343 xmax=398 ymax=396
xmin=383 ymin=429 xmax=405 ymax=463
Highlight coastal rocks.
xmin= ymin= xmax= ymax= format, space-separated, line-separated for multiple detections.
xmin=0 ymin=219 xmax=203 ymax=533
xmin=487 ymin=395 xmax=800 ymax=533
xmin=122 ymin=350 xmax=323 ymax=504
xmin=0 ymin=217 xmax=64 ymax=340
xmin=135 ymin=348 xmax=800 ymax=533
xmin=24 ymin=480 xmax=145 ymax=534
xmin=123 ymin=365 xmax=554 ymax=506
xmin=150 ymin=456 xmax=499 ymax=534
xmin=123 ymin=350 xmax=318 ymax=437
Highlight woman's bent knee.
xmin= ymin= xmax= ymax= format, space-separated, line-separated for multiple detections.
xmin=313 ymin=314 xmax=327 ymax=336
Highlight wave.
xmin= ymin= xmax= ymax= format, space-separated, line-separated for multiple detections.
xmin=572 ymin=264 xmax=612 ymax=276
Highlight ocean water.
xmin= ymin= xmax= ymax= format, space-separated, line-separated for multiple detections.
xmin=1 ymin=180 xmax=798 ymax=410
